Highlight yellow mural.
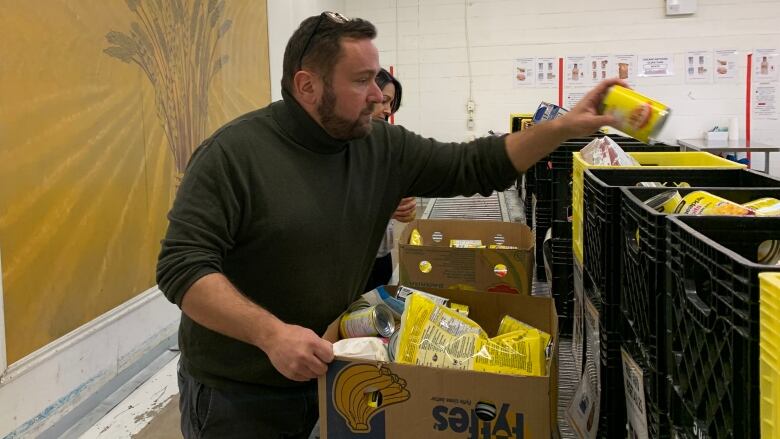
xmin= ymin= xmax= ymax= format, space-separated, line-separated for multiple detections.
xmin=0 ymin=0 xmax=270 ymax=363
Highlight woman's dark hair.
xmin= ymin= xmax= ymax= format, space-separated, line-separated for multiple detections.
xmin=375 ymin=68 xmax=402 ymax=115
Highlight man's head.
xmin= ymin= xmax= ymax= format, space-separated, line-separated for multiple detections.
xmin=282 ymin=13 xmax=383 ymax=140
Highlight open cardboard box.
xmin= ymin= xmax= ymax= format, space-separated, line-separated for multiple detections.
xmin=398 ymin=219 xmax=535 ymax=295
xmin=318 ymin=287 xmax=558 ymax=438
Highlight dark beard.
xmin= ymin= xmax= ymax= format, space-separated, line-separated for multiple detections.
xmin=317 ymin=85 xmax=373 ymax=140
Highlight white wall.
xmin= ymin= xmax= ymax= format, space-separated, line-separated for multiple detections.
xmin=267 ymin=0 xmax=346 ymax=101
xmin=268 ymin=0 xmax=780 ymax=173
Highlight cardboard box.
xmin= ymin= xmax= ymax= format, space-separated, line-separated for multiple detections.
xmin=398 ymin=219 xmax=534 ymax=295
xmin=318 ymin=287 xmax=558 ymax=439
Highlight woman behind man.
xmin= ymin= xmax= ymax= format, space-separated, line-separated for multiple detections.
xmin=363 ymin=68 xmax=416 ymax=291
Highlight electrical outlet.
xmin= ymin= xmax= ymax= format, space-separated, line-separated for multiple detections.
xmin=666 ymin=0 xmax=696 ymax=16
xmin=466 ymin=100 xmax=476 ymax=112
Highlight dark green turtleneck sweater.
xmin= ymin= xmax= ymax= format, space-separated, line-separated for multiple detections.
xmin=156 ymin=90 xmax=518 ymax=389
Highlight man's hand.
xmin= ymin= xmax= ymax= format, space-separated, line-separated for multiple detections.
xmin=263 ymin=322 xmax=335 ymax=382
xmin=555 ymin=78 xmax=628 ymax=139
xmin=504 ymin=78 xmax=629 ymax=172
xmin=392 ymin=197 xmax=416 ymax=223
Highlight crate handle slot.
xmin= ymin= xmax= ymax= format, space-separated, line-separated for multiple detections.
xmin=682 ymin=254 xmax=714 ymax=317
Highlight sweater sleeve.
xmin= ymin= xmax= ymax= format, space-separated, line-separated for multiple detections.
xmin=390 ymin=126 xmax=518 ymax=198
xmin=156 ymin=140 xmax=243 ymax=307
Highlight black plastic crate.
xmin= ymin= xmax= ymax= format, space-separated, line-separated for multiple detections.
xmin=622 ymin=331 xmax=670 ymax=438
xmin=620 ymin=186 xmax=780 ymax=439
xmin=523 ymin=169 xmax=534 ymax=229
xmin=550 ymin=236 xmax=573 ymax=335
xmin=666 ymin=215 xmax=780 ymax=438
xmin=583 ymin=281 xmax=628 ymax=439
xmin=583 ymin=168 xmax=780 ymax=309
xmin=533 ymin=202 xmax=552 ymax=281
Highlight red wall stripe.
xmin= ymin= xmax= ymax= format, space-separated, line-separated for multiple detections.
xmin=558 ymin=58 xmax=564 ymax=107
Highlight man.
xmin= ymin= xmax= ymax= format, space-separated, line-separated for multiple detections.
xmin=157 ymin=11 xmax=621 ymax=439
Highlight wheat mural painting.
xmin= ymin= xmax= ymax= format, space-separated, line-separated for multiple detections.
xmin=105 ymin=0 xmax=232 ymax=179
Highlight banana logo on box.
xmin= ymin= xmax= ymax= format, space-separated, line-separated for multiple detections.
xmin=333 ymin=363 xmax=411 ymax=433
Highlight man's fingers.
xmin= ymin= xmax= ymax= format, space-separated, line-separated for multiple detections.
xmin=313 ymin=338 xmax=335 ymax=363
xmin=305 ymin=355 xmax=329 ymax=377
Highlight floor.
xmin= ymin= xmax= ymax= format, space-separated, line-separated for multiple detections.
xmin=77 ymin=190 xmax=548 ymax=439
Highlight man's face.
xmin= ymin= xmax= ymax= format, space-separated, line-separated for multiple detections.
xmin=316 ymin=38 xmax=383 ymax=140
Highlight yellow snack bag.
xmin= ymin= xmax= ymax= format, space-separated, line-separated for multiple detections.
xmin=497 ymin=315 xmax=553 ymax=362
xmin=409 ymin=228 xmax=423 ymax=245
xmin=396 ymin=293 xmax=486 ymax=371
xmin=474 ymin=329 xmax=544 ymax=377
xmin=396 ymin=294 xmax=548 ymax=377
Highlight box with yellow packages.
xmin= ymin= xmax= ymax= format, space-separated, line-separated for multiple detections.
xmin=399 ymin=219 xmax=534 ymax=295
xmin=318 ymin=286 xmax=558 ymax=438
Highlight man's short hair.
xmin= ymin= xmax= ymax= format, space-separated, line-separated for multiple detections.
xmin=282 ymin=13 xmax=377 ymax=92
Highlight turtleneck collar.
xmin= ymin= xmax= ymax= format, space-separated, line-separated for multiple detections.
xmin=271 ymin=88 xmax=350 ymax=154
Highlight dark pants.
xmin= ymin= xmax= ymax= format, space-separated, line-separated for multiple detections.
xmin=363 ymin=253 xmax=393 ymax=292
xmin=178 ymin=362 xmax=318 ymax=439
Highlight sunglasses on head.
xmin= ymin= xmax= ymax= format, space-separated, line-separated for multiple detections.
xmin=298 ymin=11 xmax=351 ymax=71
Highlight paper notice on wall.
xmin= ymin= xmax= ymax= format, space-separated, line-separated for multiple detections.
xmin=513 ymin=58 xmax=535 ymax=87
xmin=567 ymin=370 xmax=600 ymax=439
xmin=565 ymin=56 xmax=588 ymax=86
xmin=614 ymin=54 xmax=637 ymax=84
xmin=685 ymin=50 xmax=713 ymax=83
xmin=622 ymin=349 xmax=649 ymax=439
xmin=714 ymin=49 xmax=739 ymax=82
xmin=589 ymin=54 xmax=611 ymax=82
xmin=753 ymin=84 xmax=778 ymax=121
xmin=536 ymin=57 xmax=558 ymax=87
xmin=754 ymin=48 xmax=779 ymax=83
xmin=567 ymin=92 xmax=586 ymax=110
xmin=638 ymin=54 xmax=675 ymax=77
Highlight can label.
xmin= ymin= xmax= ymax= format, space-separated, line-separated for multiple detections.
xmin=743 ymin=197 xmax=780 ymax=216
xmin=643 ymin=190 xmax=683 ymax=214
xmin=600 ymin=85 xmax=670 ymax=143
xmin=339 ymin=304 xmax=395 ymax=338
xmin=674 ymin=191 xmax=756 ymax=216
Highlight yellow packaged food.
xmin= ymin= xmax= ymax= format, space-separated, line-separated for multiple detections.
xmin=497 ymin=315 xmax=553 ymax=362
xmin=396 ymin=293 xmax=547 ymax=377
xmin=599 ymin=85 xmax=670 ymax=144
xmin=743 ymin=197 xmax=780 ymax=216
xmin=449 ymin=239 xmax=483 ymax=248
xmin=449 ymin=302 xmax=470 ymax=316
xmin=674 ymin=191 xmax=756 ymax=216
xmin=474 ymin=329 xmax=545 ymax=377
xmin=396 ymin=293 xmax=486 ymax=370
xmin=409 ymin=228 xmax=423 ymax=245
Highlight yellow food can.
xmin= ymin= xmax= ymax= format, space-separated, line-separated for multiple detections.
xmin=743 ymin=197 xmax=780 ymax=217
xmin=674 ymin=191 xmax=756 ymax=216
xmin=599 ymin=85 xmax=670 ymax=143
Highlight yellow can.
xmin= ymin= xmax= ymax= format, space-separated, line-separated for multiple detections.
xmin=674 ymin=191 xmax=756 ymax=216
xmin=643 ymin=190 xmax=683 ymax=214
xmin=599 ymin=85 xmax=670 ymax=143
xmin=743 ymin=198 xmax=780 ymax=216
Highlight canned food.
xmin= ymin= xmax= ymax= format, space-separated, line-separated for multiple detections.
xmin=757 ymin=240 xmax=780 ymax=265
xmin=674 ymin=191 xmax=756 ymax=216
xmin=643 ymin=190 xmax=683 ymax=214
xmin=340 ymin=303 xmax=396 ymax=338
xmin=743 ymin=197 xmax=780 ymax=216
xmin=599 ymin=85 xmax=670 ymax=143
xmin=387 ymin=331 xmax=399 ymax=362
